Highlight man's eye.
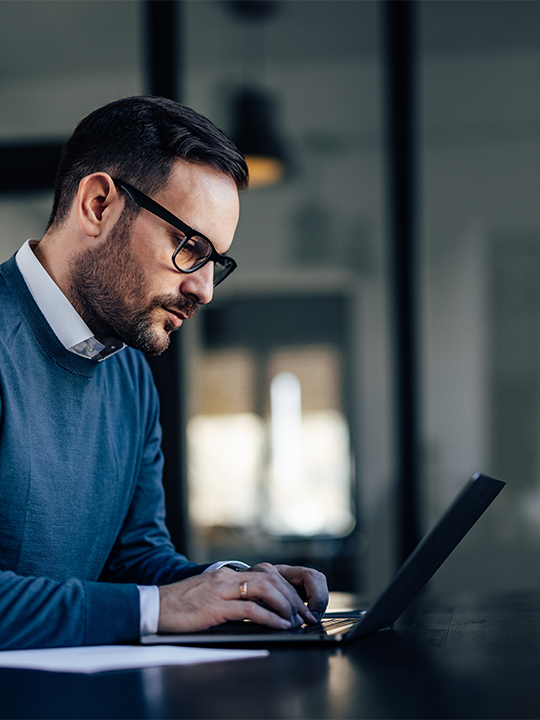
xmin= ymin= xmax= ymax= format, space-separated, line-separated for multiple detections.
xmin=182 ymin=236 xmax=208 ymax=257
xmin=183 ymin=236 xmax=199 ymax=249
xmin=171 ymin=231 xmax=187 ymax=247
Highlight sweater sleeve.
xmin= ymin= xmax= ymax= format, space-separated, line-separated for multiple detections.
xmin=0 ymin=570 xmax=141 ymax=650
xmin=99 ymin=359 xmax=208 ymax=586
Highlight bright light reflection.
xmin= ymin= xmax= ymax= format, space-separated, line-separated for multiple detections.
xmin=187 ymin=375 xmax=354 ymax=538
xmin=187 ymin=413 xmax=264 ymax=527
xmin=270 ymin=371 xmax=304 ymax=491
xmin=265 ymin=372 xmax=354 ymax=537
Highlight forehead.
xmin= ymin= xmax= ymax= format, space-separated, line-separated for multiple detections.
xmin=153 ymin=159 xmax=240 ymax=243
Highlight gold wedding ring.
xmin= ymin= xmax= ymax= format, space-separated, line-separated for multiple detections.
xmin=239 ymin=580 xmax=248 ymax=600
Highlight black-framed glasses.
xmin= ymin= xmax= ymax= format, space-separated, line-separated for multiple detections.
xmin=113 ymin=179 xmax=237 ymax=288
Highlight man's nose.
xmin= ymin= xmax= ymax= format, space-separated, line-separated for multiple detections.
xmin=179 ymin=262 xmax=214 ymax=306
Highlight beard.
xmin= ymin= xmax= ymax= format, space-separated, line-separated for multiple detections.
xmin=67 ymin=209 xmax=198 ymax=355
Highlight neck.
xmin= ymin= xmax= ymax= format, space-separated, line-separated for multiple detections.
xmin=33 ymin=221 xmax=83 ymax=302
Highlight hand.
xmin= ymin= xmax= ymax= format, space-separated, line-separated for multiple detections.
xmin=157 ymin=563 xmax=328 ymax=633
xmin=250 ymin=563 xmax=329 ymax=623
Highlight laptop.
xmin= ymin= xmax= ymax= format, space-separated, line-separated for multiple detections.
xmin=142 ymin=472 xmax=505 ymax=646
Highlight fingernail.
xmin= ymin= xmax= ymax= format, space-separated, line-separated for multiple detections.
xmin=279 ymin=618 xmax=292 ymax=629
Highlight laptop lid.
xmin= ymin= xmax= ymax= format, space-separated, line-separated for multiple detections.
xmin=348 ymin=472 xmax=505 ymax=639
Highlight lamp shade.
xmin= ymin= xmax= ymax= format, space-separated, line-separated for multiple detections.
xmin=231 ymin=88 xmax=289 ymax=188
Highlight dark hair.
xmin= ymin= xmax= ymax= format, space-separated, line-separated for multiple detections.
xmin=49 ymin=95 xmax=249 ymax=227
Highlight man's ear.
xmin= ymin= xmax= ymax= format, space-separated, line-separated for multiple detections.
xmin=77 ymin=173 xmax=121 ymax=238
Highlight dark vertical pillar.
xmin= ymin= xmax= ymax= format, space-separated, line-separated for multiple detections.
xmin=143 ymin=0 xmax=189 ymax=554
xmin=383 ymin=0 xmax=422 ymax=565
xmin=145 ymin=0 xmax=181 ymax=101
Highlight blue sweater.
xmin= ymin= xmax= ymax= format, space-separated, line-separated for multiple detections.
xmin=0 ymin=255 xmax=204 ymax=649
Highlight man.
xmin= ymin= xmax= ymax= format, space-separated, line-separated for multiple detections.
xmin=0 ymin=96 xmax=328 ymax=649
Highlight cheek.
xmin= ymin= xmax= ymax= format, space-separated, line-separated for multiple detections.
xmin=125 ymin=236 xmax=171 ymax=293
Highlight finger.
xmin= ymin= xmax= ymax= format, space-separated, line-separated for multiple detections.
xmin=256 ymin=571 xmax=315 ymax=624
xmin=224 ymin=600 xmax=296 ymax=630
xmin=275 ymin=565 xmax=329 ymax=621
xmin=248 ymin=565 xmax=314 ymax=611
xmin=257 ymin=565 xmax=319 ymax=622
xmin=269 ymin=573 xmax=319 ymax=624
xmin=231 ymin=574 xmax=306 ymax=626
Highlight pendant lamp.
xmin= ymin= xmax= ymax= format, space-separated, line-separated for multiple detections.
xmin=231 ymin=87 xmax=289 ymax=188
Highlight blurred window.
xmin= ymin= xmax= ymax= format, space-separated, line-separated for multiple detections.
xmin=188 ymin=343 xmax=354 ymax=539
xmin=186 ymin=293 xmax=356 ymax=564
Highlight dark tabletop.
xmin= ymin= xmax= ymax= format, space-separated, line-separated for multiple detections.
xmin=2 ymin=590 xmax=540 ymax=719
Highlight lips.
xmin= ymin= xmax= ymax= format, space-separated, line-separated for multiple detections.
xmin=163 ymin=307 xmax=187 ymax=328
xmin=160 ymin=294 xmax=198 ymax=331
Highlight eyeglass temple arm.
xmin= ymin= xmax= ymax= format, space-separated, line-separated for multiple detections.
xmin=113 ymin=180 xmax=196 ymax=238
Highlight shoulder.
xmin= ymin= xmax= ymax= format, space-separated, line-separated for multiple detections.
xmin=0 ymin=256 xmax=31 ymax=343
xmin=0 ymin=254 xmax=21 ymax=305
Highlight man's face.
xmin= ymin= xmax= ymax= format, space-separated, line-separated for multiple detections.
xmin=69 ymin=160 xmax=240 ymax=355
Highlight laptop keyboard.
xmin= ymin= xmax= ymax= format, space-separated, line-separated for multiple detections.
xmin=303 ymin=617 xmax=360 ymax=636
xmin=198 ymin=615 xmax=361 ymax=637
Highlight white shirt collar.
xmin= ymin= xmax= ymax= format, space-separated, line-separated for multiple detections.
xmin=15 ymin=239 xmax=125 ymax=361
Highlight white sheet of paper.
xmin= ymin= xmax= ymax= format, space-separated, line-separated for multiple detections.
xmin=0 ymin=644 xmax=269 ymax=674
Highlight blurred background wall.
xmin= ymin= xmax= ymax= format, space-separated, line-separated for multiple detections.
xmin=1 ymin=0 xmax=540 ymax=598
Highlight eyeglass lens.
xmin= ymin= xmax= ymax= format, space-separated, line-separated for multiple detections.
xmin=173 ymin=236 xmax=235 ymax=287
xmin=174 ymin=234 xmax=213 ymax=271
xmin=213 ymin=258 xmax=234 ymax=286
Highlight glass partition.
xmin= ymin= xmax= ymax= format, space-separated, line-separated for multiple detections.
xmin=0 ymin=0 xmax=142 ymax=141
xmin=419 ymin=0 xmax=540 ymax=592
xmin=182 ymin=0 xmax=392 ymax=592
xmin=0 ymin=0 xmax=142 ymax=261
